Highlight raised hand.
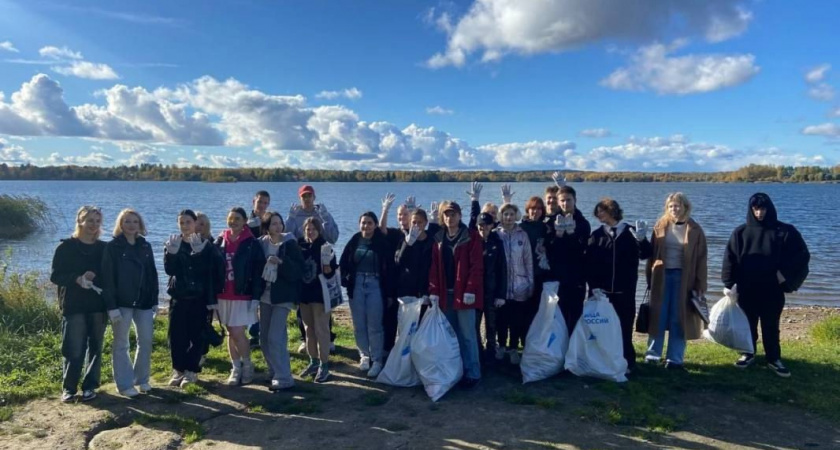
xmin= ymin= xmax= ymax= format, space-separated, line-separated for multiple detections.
xmin=381 ymin=192 xmax=396 ymax=211
xmin=404 ymin=195 xmax=417 ymax=211
xmin=165 ymin=234 xmax=182 ymax=255
xmin=551 ymin=171 xmax=566 ymax=187
xmin=501 ymin=184 xmax=515 ymax=204
xmin=631 ymin=220 xmax=649 ymax=242
xmin=188 ymin=233 xmax=206 ymax=254
xmin=466 ymin=181 xmax=483 ymax=202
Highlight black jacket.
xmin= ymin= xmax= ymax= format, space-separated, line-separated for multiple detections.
xmin=547 ymin=208 xmax=591 ymax=286
xmin=101 ymin=235 xmax=159 ymax=310
xmin=214 ymin=234 xmax=265 ymax=299
xmin=50 ymin=238 xmax=106 ymax=316
xmin=585 ymin=224 xmax=652 ymax=295
xmin=482 ymin=231 xmax=508 ymax=304
xmin=722 ymin=193 xmax=810 ymax=294
xmin=394 ymin=235 xmax=434 ymax=298
xmin=298 ymin=236 xmax=339 ymax=304
xmin=340 ymin=229 xmax=396 ymax=301
xmin=259 ymin=237 xmax=304 ymax=305
xmin=520 ymin=217 xmax=551 ymax=280
xmin=164 ymin=240 xmax=218 ymax=306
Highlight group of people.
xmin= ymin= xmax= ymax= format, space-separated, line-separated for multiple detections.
xmin=52 ymin=176 xmax=810 ymax=403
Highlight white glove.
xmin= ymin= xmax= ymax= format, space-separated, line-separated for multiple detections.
xmin=404 ymin=195 xmax=417 ymax=212
xmin=320 ymin=242 xmax=335 ymax=265
xmin=494 ymin=298 xmax=505 ymax=308
xmin=776 ymin=271 xmax=786 ymax=284
xmin=562 ymin=214 xmax=576 ymax=235
xmin=428 ymin=295 xmax=440 ymax=305
xmin=466 ymin=181 xmax=483 ymax=202
xmin=631 ymin=220 xmax=649 ymax=242
xmin=405 ymin=224 xmax=420 ymax=246
xmin=316 ymin=203 xmax=329 ymax=215
xmin=262 ymin=263 xmax=277 ymax=283
xmin=554 ymin=215 xmax=566 ymax=235
xmin=165 ymin=234 xmax=182 ymax=255
xmin=188 ymin=233 xmax=206 ymax=254
xmin=246 ymin=215 xmax=261 ymax=229
xmin=552 ymin=171 xmax=566 ymax=187
xmin=289 ymin=202 xmax=302 ymax=217
xmin=250 ymin=300 xmax=260 ymax=314
xmin=429 ymin=202 xmax=439 ymax=223
xmin=724 ymin=284 xmax=738 ymax=302
xmin=535 ymin=240 xmax=550 ymax=271
xmin=501 ymin=184 xmax=515 ymax=204
xmin=381 ymin=192 xmax=396 ymax=211
xmin=206 ymin=304 xmax=218 ymax=311
xmin=108 ymin=309 xmax=122 ymax=324
xmin=421 ymin=295 xmax=431 ymax=306
xmin=463 ymin=293 xmax=476 ymax=306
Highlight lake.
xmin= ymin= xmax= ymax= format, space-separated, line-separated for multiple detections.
xmin=1 ymin=180 xmax=836 ymax=306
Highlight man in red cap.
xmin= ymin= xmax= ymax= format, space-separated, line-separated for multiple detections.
xmin=285 ymin=185 xmax=339 ymax=244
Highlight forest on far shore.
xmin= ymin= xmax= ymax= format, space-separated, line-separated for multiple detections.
xmin=1 ymin=163 xmax=839 ymax=183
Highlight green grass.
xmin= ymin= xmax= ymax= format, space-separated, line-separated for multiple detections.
xmin=811 ymin=316 xmax=840 ymax=344
xmin=133 ymin=411 xmax=205 ymax=444
xmin=0 ymin=406 xmax=12 ymax=422
xmin=0 ymin=195 xmax=51 ymax=239
xmin=361 ymin=392 xmax=390 ymax=407
xmin=503 ymin=388 xmax=558 ymax=410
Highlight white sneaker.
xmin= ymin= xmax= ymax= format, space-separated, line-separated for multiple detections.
xmin=270 ymin=379 xmax=295 ymax=391
xmin=509 ymin=350 xmax=521 ymax=365
xmin=119 ymin=387 xmax=139 ymax=398
xmin=226 ymin=367 xmax=242 ymax=386
xmin=180 ymin=371 xmax=198 ymax=388
xmin=367 ymin=361 xmax=383 ymax=378
xmin=359 ymin=356 xmax=371 ymax=371
xmin=644 ymin=354 xmax=661 ymax=364
xmin=297 ymin=342 xmax=307 ymax=353
xmin=137 ymin=383 xmax=152 ymax=393
xmin=241 ymin=361 xmax=254 ymax=384
xmin=495 ymin=346 xmax=506 ymax=361
xmin=169 ymin=370 xmax=185 ymax=387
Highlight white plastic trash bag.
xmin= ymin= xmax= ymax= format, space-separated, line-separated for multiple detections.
xmin=377 ymin=297 xmax=423 ymax=387
xmin=410 ymin=301 xmax=463 ymax=402
xmin=702 ymin=285 xmax=754 ymax=354
xmin=564 ymin=289 xmax=628 ymax=382
xmin=521 ymin=282 xmax=569 ymax=384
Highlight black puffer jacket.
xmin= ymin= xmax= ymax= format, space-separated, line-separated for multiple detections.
xmin=394 ymin=235 xmax=434 ymax=298
xmin=215 ymin=232 xmax=265 ymax=299
xmin=722 ymin=193 xmax=810 ymax=294
xmin=299 ymin=236 xmax=339 ymax=304
xmin=164 ymin=239 xmax=219 ymax=305
xmin=101 ymin=234 xmax=159 ymax=310
xmin=585 ymin=224 xmax=652 ymax=294
xmin=482 ymin=231 xmax=508 ymax=304
xmin=547 ymin=208 xmax=591 ymax=286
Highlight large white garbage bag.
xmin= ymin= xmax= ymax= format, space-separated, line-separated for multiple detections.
xmin=410 ymin=301 xmax=463 ymax=402
xmin=377 ymin=297 xmax=423 ymax=387
xmin=702 ymin=285 xmax=754 ymax=354
xmin=564 ymin=289 xmax=628 ymax=382
xmin=521 ymin=282 xmax=569 ymax=384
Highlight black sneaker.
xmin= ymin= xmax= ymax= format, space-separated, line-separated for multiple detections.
xmin=60 ymin=390 xmax=75 ymax=403
xmin=664 ymin=361 xmax=686 ymax=372
xmin=249 ymin=337 xmax=260 ymax=350
xmin=460 ymin=377 xmax=480 ymax=389
xmin=734 ymin=354 xmax=755 ymax=369
xmin=767 ymin=360 xmax=791 ymax=378
xmin=81 ymin=390 xmax=97 ymax=402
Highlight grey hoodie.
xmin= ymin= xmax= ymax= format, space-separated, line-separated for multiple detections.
xmin=285 ymin=205 xmax=339 ymax=244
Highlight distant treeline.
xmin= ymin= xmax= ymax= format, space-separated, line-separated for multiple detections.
xmin=1 ymin=163 xmax=839 ymax=183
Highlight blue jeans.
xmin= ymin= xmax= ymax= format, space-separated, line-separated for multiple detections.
xmin=444 ymin=291 xmax=481 ymax=380
xmin=62 ymin=313 xmax=106 ymax=393
xmin=350 ymin=273 xmax=384 ymax=362
xmin=111 ymin=307 xmax=155 ymax=392
xmin=646 ymin=269 xmax=686 ymax=364
xmin=260 ymin=302 xmax=293 ymax=383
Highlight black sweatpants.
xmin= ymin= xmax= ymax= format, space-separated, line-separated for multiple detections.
xmin=169 ymin=297 xmax=207 ymax=373
xmin=739 ymin=287 xmax=785 ymax=362
xmin=605 ymin=291 xmax=637 ymax=370
xmin=476 ymin=301 xmax=497 ymax=354
xmin=559 ymin=283 xmax=586 ymax=336
xmin=383 ymin=299 xmax=399 ymax=353
xmin=496 ymin=300 xmax=527 ymax=350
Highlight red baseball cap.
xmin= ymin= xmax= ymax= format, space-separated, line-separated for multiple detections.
xmin=298 ymin=185 xmax=315 ymax=196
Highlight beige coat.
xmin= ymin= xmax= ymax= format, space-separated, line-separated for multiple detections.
xmin=645 ymin=218 xmax=708 ymax=340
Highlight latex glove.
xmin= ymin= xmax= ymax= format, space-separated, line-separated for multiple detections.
xmin=165 ymin=234 xmax=182 ymax=255
xmin=463 ymin=293 xmax=476 ymax=306
xmin=776 ymin=270 xmax=786 ymax=284
xmin=289 ymin=202 xmax=302 ymax=217
xmin=421 ymin=295 xmax=431 ymax=306
xmin=81 ymin=278 xmax=103 ymax=295
xmin=536 ymin=241 xmax=550 ymax=271
xmin=724 ymin=284 xmax=738 ymax=302
xmin=262 ymin=263 xmax=277 ymax=283
xmin=553 ymin=215 xmax=566 ymax=236
xmin=320 ymin=242 xmax=335 ymax=264
xmin=428 ymin=295 xmax=440 ymax=306
xmin=246 ymin=215 xmax=261 ymax=230
xmin=405 ymin=224 xmax=420 ymax=246
xmin=494 ymin=298 xmax=505 ymax=308
xmin=501 ymin=184 xmax=515 ymax=204
xmin=404 ymin=195 xmax=417 ymax=211
xmin=429 ymin=202 xmax=439 ymax=223
xmin=466 ymin=181 xmax=483 ymax=202
xmin=316 ymin=203 xmax=329 ymax=216
xmin=381 ymin=192 xmax=396 ymax=211
xmin=188 ymin=233 xmax=206 ymax=254
xmin=267 ymin=255 xmax=281 ymax=265
xmin=563 ymin=214 xmax=576 ymax=235
xmin=631 ymin=220 xmax=649 ymax=242
xmin=108 ymin=309 xmax=122 ymax=324
xmin=552 ymin=171 xmax=566 ymax=187
xmin=82 ymin=271 xmax=96 ymax=281
xmin=206 ymin=304 xmax=218 ymax=311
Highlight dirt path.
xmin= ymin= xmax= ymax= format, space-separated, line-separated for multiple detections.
xmin=1 ymin=306 xmax=838 ymax=450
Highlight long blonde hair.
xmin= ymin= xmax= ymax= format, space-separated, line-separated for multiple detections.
xmin=112 ymin=208 xmax=148 ymax=237
xmin=195 ymin=211 xmax=212 ymax=240
xmin=72 ymin=206 xmax=102 ymax=239
xmin=655 ymin=192 xmax=692 ymax=231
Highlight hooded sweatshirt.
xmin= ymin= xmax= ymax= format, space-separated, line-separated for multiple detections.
xmin=722 ymin=193 xmax=810 ymax=294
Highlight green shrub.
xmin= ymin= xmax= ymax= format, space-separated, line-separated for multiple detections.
xmin=811 ymin=316 xmax=840 ymax=344
xmin=0 ymin=195 xmax=51 ymax=239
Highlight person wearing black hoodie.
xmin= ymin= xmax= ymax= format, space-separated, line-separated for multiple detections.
xmin=722 ymin=193 xmax=810 ymax=377
xmin=51 ymin=206 xmax=107 ymax=403
xmin=476 ymin=212 xmax=508 ymax=365
xmin=101 ymin=209 xmax=159 ymax=398
xmin=246 ymin=190 xmax=270 ymax=348
xmin=547 ymin=185 xmax=591 ymax=334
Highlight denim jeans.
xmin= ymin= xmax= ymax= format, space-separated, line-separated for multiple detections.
xmin=444 ymin=291 xmax=481 ymax=380
xmin=350 ymin=273 xmax=384 ymax=362
xmin=111 ymin=307 xmax=155 ymax=392
xmin=62 ymin=312 xmax=106 ymax=393
xmin=260 ymin=302 xmax=293 ymax=383
xmin=646 ymin=269 xmax=686 ymax=364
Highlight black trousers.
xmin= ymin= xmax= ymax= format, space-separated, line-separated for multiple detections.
xmin=169 ymin=297 xmax=206 ymax=373
xmin=496 ymin=300 xmax=527 ymax=350
xmin=605 ymin=291 xmax=637 ymax=369
xmin=739 ymin=287 xmax=785 ymax=362
xmin=476 ymin=301 xmax=497 ymax=354
xmin=383 ymin=300 xmax=399 ymax=353
xmin=559 ymin=283 xmax=586 ymax=336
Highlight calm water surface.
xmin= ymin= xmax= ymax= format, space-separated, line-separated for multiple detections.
xmin=1 ymin=180 xmax=836 ymax=306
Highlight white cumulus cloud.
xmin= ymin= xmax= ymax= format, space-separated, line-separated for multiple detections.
xmin=807 ymin=83 xmax=835 ymax=102
xmin=426 ymin=0 xmax=752 ymax=68
xmin=314 ymin=87 xmax=363 ymax=100
xmin=39 ymin=46 xmax=83 ymax=60
xmin=426 ymin=106 xmax=454 ymax=115
xmin=52 ymin=61 xmax=119 ymax=80
xmin=579 ymin=128 xmax=612 ymax=138
xmin=802 ymin=123 xmax=840 ymax=137
xmin=0 ymin=138 xmax=34 ymax=165
xmin=601 ymin=41 xmax=759 ymax=95
xmin=805 ymin=64 xmax=831 ymax=83
xmin=0 ymin=41 xmax=19 ymax=53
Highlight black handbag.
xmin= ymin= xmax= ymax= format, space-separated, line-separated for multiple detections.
xmin=635 ymin=288 xmax=651 ymax=333
xmin=202 ymin=310 xmax=226 ymax=347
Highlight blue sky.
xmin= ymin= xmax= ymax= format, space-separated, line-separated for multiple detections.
xmin=1 ymin=0 xmax=839 ymax=172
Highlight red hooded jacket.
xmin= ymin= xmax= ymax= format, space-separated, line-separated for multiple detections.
xmin=428 ymin=224 xmax=484 ymax=311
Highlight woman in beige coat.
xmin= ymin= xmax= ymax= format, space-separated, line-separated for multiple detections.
xmin=644 ymin=192 xmax=708 ymax=369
